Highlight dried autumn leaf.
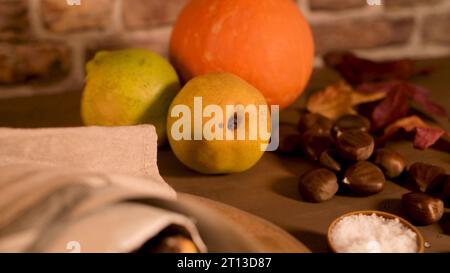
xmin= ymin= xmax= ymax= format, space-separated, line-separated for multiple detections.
xmin=388 ymin=82 xmax=447 ymax=117
xmin=382 ymin=115 xmax=429 ymax=140
xmin=351 ymin=90 xmax=387 ymax=105
xmin=307 ymin=81 xmax=385 ymax=120
xmin=380 ymin=115 xmax=449 ymax=150
xmin=414 ymin=127 xmax=447 ymax=150
xmin=324 ymin=51 xmax=432 ymax=86
xmin=410 ymin=91 xmax=449 ymax=117
xmin=372 ymin=87 xmax=410 ymax=130
xmin=358 ymin=81 xmax=404 ymax=94
xmin=358 ymin=81 xmax=448 ymax=120
xmin=306 ymin=81 xmax=354 ymax=120
xmin=359 ymin=81 xmax=448 ymax=130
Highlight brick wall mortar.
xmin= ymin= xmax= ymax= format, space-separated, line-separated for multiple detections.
xmin=111 ymin=0 xmax=124 ymax=32
xmin=304 ymin=5 xmax=384 ymax=23
xmin=0 ymin=0 xmax=449 ymax=99
xmin=0 ymin=0 xmax=82 ymax=98
xmin=297 ymin=0 xmax=311 ymax=18
xmin=308 ymin=0 xmax=450 ymax=65
xmin=357 ymin=0 xmax=450 ymax=60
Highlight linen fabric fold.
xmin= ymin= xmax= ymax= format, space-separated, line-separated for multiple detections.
xmin=0 ymin=125 xmax=207 ymax=253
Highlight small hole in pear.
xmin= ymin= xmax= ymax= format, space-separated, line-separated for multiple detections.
xmin=227 ymin=112 xmax=240 ymax=131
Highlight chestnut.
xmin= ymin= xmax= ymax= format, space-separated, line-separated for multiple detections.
xmin=278 ymin=133 xmax=303 ymax=154
xmin=297 ymin=113 xmax=333 ymax=135
xmin=319 ymin=149 xmax=342 ymax=172
xmin=332 ymin=114 xmax=371 ymax=138
xmin=299 ymin=168 xmax=339 ymax=203
xmin=372 ymin=149 xmax=406 ymax=179
xmin=336 ymin=129 xmax=374 ymax=161
xmin=402 ymin=192 xmax=444 ymax=226
xmin=408 ymin=162 xmax=447 ymax=193
xmin=301 ymin=131 xmax=334 ymax=161
xmin=343 ymin=161 xmax=385 ymax=196
xmin=277 ymin=124 xmax=303 ymax=154
xmin=137 ymin=235 xmax=198 ymax=253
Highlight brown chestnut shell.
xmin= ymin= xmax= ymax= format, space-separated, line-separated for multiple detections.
xmin=332 ymin=114 xmax=371 ymax=138
xmin=402 ymin=192 xmax=444 ymax=226
xmin=336 ymin=130 xmax=374 ymax=161
xmin=299 ymin=168 xmax=339 ymax=203
xmin=373 ymin=149 xmax=406 ymax=179
xmin=343 ymin=161 xmax=385 ymax=196
xmin=298 ymin=113 xmax=333 ymax=135
xmin=409 ymin=162 xmax=447 ymax=193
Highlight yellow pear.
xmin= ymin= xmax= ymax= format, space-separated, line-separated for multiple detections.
xmin=81 ymin=49 xmax=180 ymax=145
xmin=167 ymin=73 xmax=271 ymax=174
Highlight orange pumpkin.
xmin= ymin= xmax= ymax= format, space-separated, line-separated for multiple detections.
xmin=170 ymin=0 xmax=314 ymax=109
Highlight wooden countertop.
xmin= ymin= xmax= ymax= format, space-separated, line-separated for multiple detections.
xmin=1 ymin=57 xmax=449 ymax=253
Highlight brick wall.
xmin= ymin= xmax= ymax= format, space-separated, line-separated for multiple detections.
xmin=0 ymin=0 xmax=449 ymax=98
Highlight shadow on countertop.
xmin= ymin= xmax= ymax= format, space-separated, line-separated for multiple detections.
xmin=288 ymin=229 xmax=329 ymax=253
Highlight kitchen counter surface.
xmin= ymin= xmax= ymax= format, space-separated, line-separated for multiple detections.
xmin=1 ymin=57 xmax=449 ymax=253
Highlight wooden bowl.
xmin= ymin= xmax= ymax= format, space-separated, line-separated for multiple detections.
xmin=327 ymin=210 xmax=425 ymax=253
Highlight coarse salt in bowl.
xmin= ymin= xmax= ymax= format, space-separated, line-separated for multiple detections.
xmin=327 ymin=211 xmax=424 ymax=253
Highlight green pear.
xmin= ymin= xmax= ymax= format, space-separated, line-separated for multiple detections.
xmin=81 ymin=49 xmax=180 ymax=145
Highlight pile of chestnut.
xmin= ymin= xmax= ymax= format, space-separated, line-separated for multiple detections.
xmin=279 ymin=112 xmax=450 ymax=228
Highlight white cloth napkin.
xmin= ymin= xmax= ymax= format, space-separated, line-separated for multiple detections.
xmin=0 ymin=125 xmax=207 ymax=253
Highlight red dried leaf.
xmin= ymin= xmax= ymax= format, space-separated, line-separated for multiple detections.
xmin=413 ymin=127 xmax=446 ymax=150
xmin=410 ymin=91 xmax=448 ymax=117
xmin=406 ymin=83 xmax=431 ymax=97
xmin=358 ymin=81 xmax=448 ymax=127
xmin=371 ymin=87 xmax=409 ymax=130
xmin=380 ymin=116 xmax=427 ymax=143
xmin=358 ymin=81 xmax=402 ymax=93
xmin=324 ymin=52 xmax=445 ymax=131
xmin=324 ymin=52 xmax=420 ymax=85
xmin=382 ymin=82 xmax=445 ymax=117
xmin=379 ymin=116 xmax=449 ymax=150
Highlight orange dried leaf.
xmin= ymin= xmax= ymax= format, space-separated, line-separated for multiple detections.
xmin=351 ymin=90 xmax=386 ymax=105
xmin=380 ymin=115 xmax=449 ymax=149
xmin=306 ymin=81 xmax=355 ymax=120
xmin=383 ymin=115 xmax=429 ymax=138
xmin=307 ymin=81 xmax=385 ymax=120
